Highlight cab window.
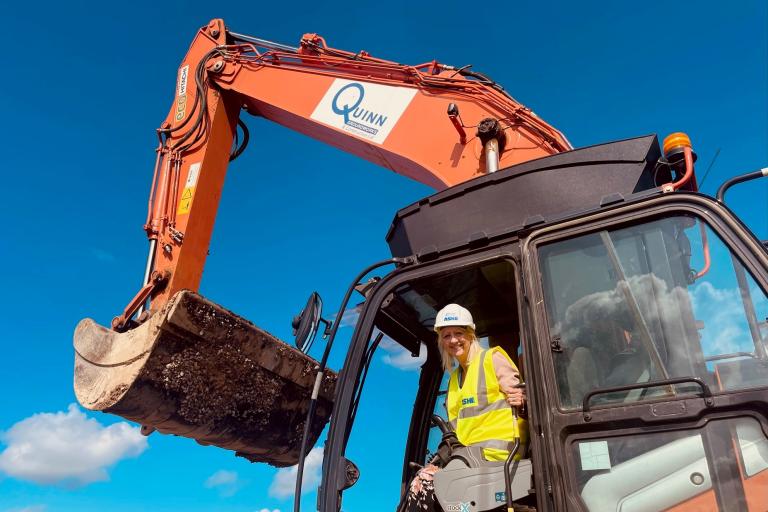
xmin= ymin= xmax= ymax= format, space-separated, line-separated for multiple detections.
xmin=537 ymin=213 xmax=768 ymax=409
xmin=572 ymin=416 xmax=768 ymax=511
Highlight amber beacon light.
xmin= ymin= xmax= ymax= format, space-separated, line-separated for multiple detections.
xmin=661 ymin=132 xmax=697 ymax=192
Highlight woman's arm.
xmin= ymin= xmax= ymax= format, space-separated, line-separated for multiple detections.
xmin=492 ymin=352 xmax=525 ymax=407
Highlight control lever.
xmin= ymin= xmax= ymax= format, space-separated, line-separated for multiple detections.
xmin=431 ymin=414 xmax=452 ymax=434
xmin=504 ymin=383 xmax=525 ymax=512
xmin=429 ymin=414 xmax=461 ymax=468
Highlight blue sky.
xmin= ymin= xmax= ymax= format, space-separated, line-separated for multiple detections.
xmin=1 ymin=1 xmax=766 ymax=511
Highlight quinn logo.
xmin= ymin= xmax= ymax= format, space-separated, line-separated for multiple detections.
xmin=310 ymin=78 xmax=417 ymax=145
xmin=331 ymin=83 xmax=388 ymax=136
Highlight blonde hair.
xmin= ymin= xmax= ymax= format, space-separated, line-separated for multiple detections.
xmin=437 ymin=327 xmax=481 ymax=372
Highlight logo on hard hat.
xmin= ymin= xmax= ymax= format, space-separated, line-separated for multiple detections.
xmin=434 ymin=304 xmax=475 ymax=331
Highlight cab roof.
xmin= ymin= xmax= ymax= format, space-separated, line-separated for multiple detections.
xmin=386 ymin=134 xmax=666 ymax=260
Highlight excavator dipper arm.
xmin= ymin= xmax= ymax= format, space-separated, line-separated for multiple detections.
xmin=73 ymin=19 xmax=570 ymax=466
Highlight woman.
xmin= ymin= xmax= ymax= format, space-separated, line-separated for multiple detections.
xmin=404 ymin=303 xmax=526 ymax=512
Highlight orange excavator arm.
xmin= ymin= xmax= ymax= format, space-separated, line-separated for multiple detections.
xmin=74 ymin=18 xmax=571 ymax=466
xmin=116 ymin=19 xmax=570 ymax=328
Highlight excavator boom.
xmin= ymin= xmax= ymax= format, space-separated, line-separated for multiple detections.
xmin=73 ymin=19 xmax=571 ymax=466
xmin=134 ymin=19 xmax=570 ymax=315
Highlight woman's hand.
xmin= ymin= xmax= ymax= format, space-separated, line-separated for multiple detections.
xmin=506 ymin=387 xmax=525 ymax=407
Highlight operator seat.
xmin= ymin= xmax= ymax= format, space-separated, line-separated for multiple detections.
xmin=566 ymin=346 xmax=600 ymax=407
xmin=433 ymin=445 xmax=533 ymax=512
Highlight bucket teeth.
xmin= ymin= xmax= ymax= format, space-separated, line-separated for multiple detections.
xmin=74 ymin=290 xmax=336 ymax=467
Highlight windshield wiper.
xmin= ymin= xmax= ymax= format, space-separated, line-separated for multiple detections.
xmin=600 ymin=231 xmax=673 ymax=390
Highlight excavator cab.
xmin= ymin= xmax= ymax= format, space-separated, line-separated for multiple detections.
xmin=315 ymin=136 xmax=768 ymax=511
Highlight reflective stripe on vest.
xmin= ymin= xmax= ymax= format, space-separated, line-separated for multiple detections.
xmin=446 ymin=347 xmax=527 ymax=460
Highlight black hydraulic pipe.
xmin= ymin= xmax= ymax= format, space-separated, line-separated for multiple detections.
xmin=229 ymin=31 xmax=299 ymax=53
xmin=716 ymin=167 xmax=768 ymax=202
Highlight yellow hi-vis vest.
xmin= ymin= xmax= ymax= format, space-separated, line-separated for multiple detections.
xmin=446 ymin=347 xmax=528 ymax=461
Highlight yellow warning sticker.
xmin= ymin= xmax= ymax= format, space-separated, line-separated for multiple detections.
xmin=177 ymin=187 xmax=194 ymax=215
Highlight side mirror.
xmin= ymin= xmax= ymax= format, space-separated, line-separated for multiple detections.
xmin=292 ymin=292 xmax=330 ymax=353
xmin=340 ymin=457 xmax=360 ymax=490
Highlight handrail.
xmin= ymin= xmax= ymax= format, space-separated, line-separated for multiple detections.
xmin=704 ymin=351 xmax=756 ymax=362
xmin=717 ymin=168 xmax=768 ymax=202
xmin=582 ymin=376 xmax=714 ymax=416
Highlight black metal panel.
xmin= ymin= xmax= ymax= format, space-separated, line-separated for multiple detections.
xmin=386 ymin=135 xmax=665 ymax=259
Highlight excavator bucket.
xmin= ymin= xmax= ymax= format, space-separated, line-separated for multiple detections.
xmin=73 ymin=290 xmax=336 ymax=467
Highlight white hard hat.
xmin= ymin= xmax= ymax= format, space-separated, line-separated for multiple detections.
xmin=434 ymin=304 xmax=475 ymax=332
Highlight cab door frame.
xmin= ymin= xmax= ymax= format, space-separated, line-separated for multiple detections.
xmin=321 ymin=244 xmax=536 ymax=511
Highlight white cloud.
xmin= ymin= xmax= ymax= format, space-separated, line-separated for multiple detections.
xmin=380 ymin=336 xmax=427 ymax=371
xmin=333 ymin=308 xmax=427 ymax=372
xmin=204 ymin=469 xmax=242 ymax=497
xmin=205 ymin=469 xmax=238 ymax=487
xmin=6 ymin=506 xmax=47 ymax=512
xmin=0 ymin=404 xmax=147 ymax=487
xmin=331 ymin=304 xmax=362 ymax=328
xmin=691 ymin=281 xmax=761 ymax=355
xmin=559 ymin=273 xmax=768 ymax=361
xmin=269 ymin=447 xmax=323 ymax=499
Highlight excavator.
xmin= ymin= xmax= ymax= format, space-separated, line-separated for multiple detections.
xmin=73 ymin=18 xmax=768 ymax=512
